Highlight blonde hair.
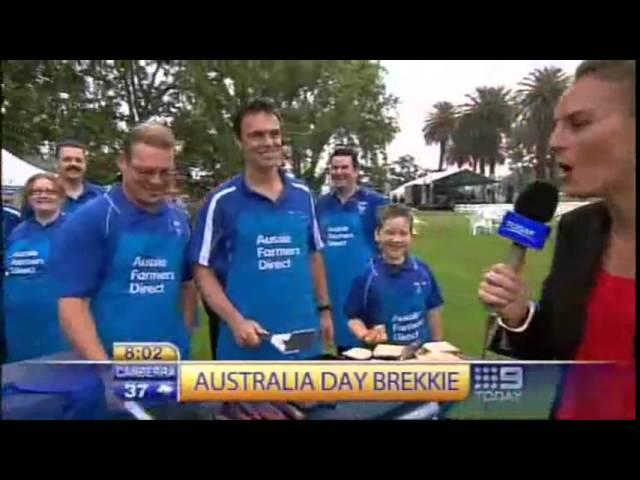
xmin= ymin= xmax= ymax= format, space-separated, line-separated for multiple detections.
xmin=123 ymin=122 xmax=176 ymax=159
xmin=21 ymin=173 xmax=65 ymax=208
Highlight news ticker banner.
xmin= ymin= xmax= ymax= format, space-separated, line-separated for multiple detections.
xmin=108 ymin=343 xmax=615 ymax=404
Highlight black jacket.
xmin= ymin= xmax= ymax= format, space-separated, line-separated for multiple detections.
xmin=490 ymin=201 xmax=612 ymax=360
xmin=489 ymin=202 xmax=618 ymax=418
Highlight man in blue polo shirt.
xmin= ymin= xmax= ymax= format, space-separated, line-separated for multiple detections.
xmin=316 ymin=147 xmax=388 ymax=352
xmin=56 ymin=139 xmax=105 ymax=214
xmin=190 ymin=99 xmax=334 ymax=361
xmin=21 ymin=140 xmax=104 ymax=218
xmin=51 ymin=124 xmax=195 ymax=360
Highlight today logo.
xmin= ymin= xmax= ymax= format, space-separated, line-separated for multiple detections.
xmin=504 ymin=220 xmax=535 ymax=239
xmin=472 ymin=365 xmax=524 ymax=402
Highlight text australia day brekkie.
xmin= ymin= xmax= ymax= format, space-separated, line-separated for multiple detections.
xmin=179 ymin=364 xmax=471 ymax=402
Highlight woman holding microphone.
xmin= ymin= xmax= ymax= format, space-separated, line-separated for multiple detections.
xmin=478 ymin=60 xmax=635 ymax=420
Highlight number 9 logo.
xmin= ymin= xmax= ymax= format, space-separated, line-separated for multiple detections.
xmin=500 ymin=367 xmax=523 ymax=390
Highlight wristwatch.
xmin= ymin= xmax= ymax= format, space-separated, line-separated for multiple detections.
xmin=317 ymin=304 xmax=332 ymax=313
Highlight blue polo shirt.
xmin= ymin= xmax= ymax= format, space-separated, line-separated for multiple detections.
xmin=169 ymin=198 xmax=190 ymax=219
xmin=189 ymin=172 xmax=324 ymax=360
xmin=63 ymin=181 xmax=105 ymax=214
xmin=316 ymin=187 xmax=388 ymax=348
xmin=50 ymin=185 xmax=193 ymax=359
xmin=4 ymin=214 xmax=69 ymax=361
xmin=345 ymin=255 xmax=444 ymax=346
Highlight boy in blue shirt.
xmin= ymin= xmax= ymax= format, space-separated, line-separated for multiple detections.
xmin=51 ymin=124 xmax=195 ymax=360
xmin=345 ymin=204 xmax=444 ymax=346
xmin=317 ymin=147 xmax=388 ymax=351
xmin=190 ymin=99 xmax=333 ymax=361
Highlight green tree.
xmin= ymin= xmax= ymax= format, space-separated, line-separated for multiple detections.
xmin=2 ymin=60 xmax=89 ymax=159
xmin=516 ymin=66 xmax=570 ymax=181
xmin=2 ymin=60 xmax=399 ymax=194
xmin=173 ymin=60 xmax=399 ymax=191
xmin=387 ymin=154 xmax=426 ymax=190
xmin=446 ymin=111 xmax=475 ymax=171
xmin=422 ymin=101 xmax=457 ymax=171
xmin=453 ymin=86 xmax=514 ymax=177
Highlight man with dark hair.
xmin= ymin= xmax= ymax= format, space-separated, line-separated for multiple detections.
xmin=52 ymin=123 xmax=195 ymax=360
xmin=232 ymin=99 xmax=282 ymax=139
xmin=190 ymin=99 xmax=334 ymax=360
xmin=54 ymin=139 xmax=105 ymax=214
xmin=316 ymin=146 xmax=389 ymax=352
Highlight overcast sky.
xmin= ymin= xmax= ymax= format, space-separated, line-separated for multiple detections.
xmin=380 ymin=60 xmax=583 ymax=172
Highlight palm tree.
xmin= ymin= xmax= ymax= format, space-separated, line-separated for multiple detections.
xmin=516 ymin=67 xmax=570 ymax=181
xmin=422 ymin=101 xmax=457 ymax=171
xmin=456 ymin=86 xmax=514 ymax=177
xmin=447 ymin=111 xmax=476 ymax=171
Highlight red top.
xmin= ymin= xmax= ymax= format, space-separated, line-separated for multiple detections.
xmin=556 ymin=270 xmax=636 ymax=420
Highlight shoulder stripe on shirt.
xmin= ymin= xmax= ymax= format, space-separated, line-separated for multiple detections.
xmin=3 ymin=205 xmax=21 ymax=218
xmin=198 ymin=186 xmax=236 ymax=266
xmin=291 ymin=182 xmax=324 ymax=250
xmin=104 ymin=193 xmax=122 ymax=236
xmin=363 ymin=259 xmax=378 ymax=308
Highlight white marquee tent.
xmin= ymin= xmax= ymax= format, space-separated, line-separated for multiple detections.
xmin=2 ymin=149 xmax=49 ymax=187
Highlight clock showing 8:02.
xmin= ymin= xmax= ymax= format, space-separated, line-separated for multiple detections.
xmin=113 ymin=342 xmax=180 ymax=362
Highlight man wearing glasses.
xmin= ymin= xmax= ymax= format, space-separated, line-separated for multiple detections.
xmin=51 ymin=123 xmax=196 ymax=360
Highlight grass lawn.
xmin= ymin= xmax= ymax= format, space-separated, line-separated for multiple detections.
xmin=189 ymin=212 xmax=560 ymax=418
xmin=411 ymin=211 xmax=554 ymax=356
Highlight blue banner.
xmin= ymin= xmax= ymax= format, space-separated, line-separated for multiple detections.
xmin=113 ymin=380 xmax=178 ymax=401
xmin=498 ymin=211 xmax=551 ymax=250
xmin=112 ymin=364 xmax=177 ymax=380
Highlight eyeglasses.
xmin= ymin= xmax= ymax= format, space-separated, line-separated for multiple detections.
xmin=30 ymin=189 xmax=59 ymax=196
xmin=129 ymin=166 xmax=177 ymax=180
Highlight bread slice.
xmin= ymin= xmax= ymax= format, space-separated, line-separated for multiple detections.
xmin=373 ymin=344 xmax=408 ymax=359
xmin=421 ymin=341 xmax=460 ymax=354
xmin=342 ymin=347 xmax=373 ymax=361
xmin=414 ymin=351 xmax=463 ymax=362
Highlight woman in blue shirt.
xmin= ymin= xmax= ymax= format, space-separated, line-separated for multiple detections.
xmin=4 ymin=173 xmax=69 ymax=361
xmin=345 ymin=204 xmax=444 ymax=346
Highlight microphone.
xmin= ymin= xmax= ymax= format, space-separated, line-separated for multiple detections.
xmin=481 ymin=181 xmax=559 ymax=359
xmin=500 ymin=181 xmax=559 ymax=274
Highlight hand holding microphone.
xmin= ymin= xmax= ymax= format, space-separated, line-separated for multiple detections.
xmin=478 ymin=181 xmax=559 ymax=345
xmin=479 ymin=263 xmax=530 ymax=328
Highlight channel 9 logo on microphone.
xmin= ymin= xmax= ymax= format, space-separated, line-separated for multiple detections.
xmin=472 ymin=365 xmax=524 ymax=402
